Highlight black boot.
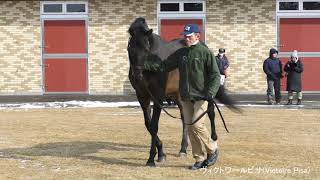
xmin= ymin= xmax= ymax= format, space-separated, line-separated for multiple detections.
xmin=189 ymin=161 xmax=205 ymax=170
xmin=286 ymin=99 xmax=293 ymax=105
xmin=203 ymin=149 xmax=219 ymax=168
xmin=297 ymin=99 xmax=302 ymax=105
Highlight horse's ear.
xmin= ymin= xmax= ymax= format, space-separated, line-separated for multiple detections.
xmin=146 ymin=29 xmax=153 ymax=36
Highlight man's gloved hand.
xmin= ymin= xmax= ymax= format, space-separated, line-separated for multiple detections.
xmin=143 ymin=55 xmax=163 ymax=72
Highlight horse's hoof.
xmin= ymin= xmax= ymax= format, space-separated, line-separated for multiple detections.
xmin=178 ymin=152 xmax=187 ymax=157
xmin=146 ymin=161 xmax=156 ymax=167
xmin=157 ymin=154 xmax=166 ymax=163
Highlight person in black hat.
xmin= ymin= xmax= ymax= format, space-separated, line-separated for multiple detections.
xmin=144 ymin=24 xmax=220 ymax=170
xmin=215 ymin=48 xmax=230 ymax=85
xmin=263 ymin=48 xmax=283 ymax=105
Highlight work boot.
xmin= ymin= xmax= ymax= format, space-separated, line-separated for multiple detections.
xmin=297 ymin=99 xmax=302 ymax=105
xmin=275 ymin=100 xmax=281 ymax=105
xmin=203 ymin=149 xmax=219 ymax=168
xmin=286 ymin=99 xmax=293 ymax=105
xmin=189 ymin=161 xmax=205 ymax=170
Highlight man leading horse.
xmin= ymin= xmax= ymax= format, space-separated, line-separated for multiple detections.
xmin=144 ymin=24 xmax=220 ymax=170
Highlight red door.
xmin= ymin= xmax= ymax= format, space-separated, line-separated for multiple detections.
xmin=279 ymin=18 xmax=320 ymax=91
xmin=43 ymin=20 xmax=87 ymax=93
xmin=160 ymin=19 xmax=204 ymax=41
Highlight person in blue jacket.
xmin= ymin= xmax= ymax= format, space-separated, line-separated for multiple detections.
xmin=263 ymin=48 xmax=283 ymax=105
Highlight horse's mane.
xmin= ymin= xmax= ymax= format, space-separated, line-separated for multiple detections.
xmin=128 ymin=17 xmax=187 ymax=61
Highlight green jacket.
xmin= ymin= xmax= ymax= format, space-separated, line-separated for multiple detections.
xmin=144 ymin=42 xmax=220 ymax=101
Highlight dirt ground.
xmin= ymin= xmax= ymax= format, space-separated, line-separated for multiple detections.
xmin=0 ymin=107 xmax=319 ymax=180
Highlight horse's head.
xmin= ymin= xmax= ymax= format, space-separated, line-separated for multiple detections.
xmin=127 ymin=17 xmax=154 ymax=82
xmin=128 ymin=17 xmax=153 ymax=54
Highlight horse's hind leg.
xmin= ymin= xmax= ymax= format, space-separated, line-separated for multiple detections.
xmin=176 ymin=99 xmax=188 ymax=156
xmin=207 ymin=102 xmax=218 ymax=141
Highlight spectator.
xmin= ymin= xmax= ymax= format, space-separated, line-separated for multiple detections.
xmin=215 ymin=48 xmax=230 ymax=85
xmin=284 ymin=50 xmax=304 ymax=105
xmin=263 ymin=48 xmax=283 ymax=105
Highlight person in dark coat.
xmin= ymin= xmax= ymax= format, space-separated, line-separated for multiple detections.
xmin=263 ymin=48 xmax=283 ymax=105
xmin=215 ymin=48 xmax=229 ymax=85
xmin=284 ymin=50 xmax=304 ymax=105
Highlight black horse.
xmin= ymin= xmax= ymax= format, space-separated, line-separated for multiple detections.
xmin=127 ymin=17 xmax=238 ymax=167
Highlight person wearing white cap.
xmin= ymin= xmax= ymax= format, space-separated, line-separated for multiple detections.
xmin=215 ymin=48 xmax=230 ymax=85
xmin=284 ymin=50 xmax=304 ymax=105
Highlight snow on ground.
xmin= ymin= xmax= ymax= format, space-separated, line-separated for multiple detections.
xmin=0 ymin=100 xmax=318 ymax=110
xmin=0 ymin=101 xmax=141 ymax=110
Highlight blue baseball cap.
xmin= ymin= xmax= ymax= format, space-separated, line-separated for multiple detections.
xmin=181 ymin=24 xmax=200 ymax=36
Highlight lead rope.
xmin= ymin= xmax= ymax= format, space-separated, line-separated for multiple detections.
xmin=183 ymin=100 xmax=229 ymax=133
xmin=140 ymin=76 xmax=229 ymax=133
xmin=141 ymin=79 xmax=180 ymax=119
xmin=127 ymin=39 xmax=229 ymax=132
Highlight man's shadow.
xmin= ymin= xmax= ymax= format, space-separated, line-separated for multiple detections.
xmin=0 ymin=141 xmax=150 ymax=167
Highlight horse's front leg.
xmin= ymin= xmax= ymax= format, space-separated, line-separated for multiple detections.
xmin=146 ymin=104 xmax=166 ymax=166
xmin=207 ymin=102 xmax=218 ymax=141
xmin=137 ymin=94 xmax=155 ymax=166
xmin=176 ymin=100 xmax=188 ymax=156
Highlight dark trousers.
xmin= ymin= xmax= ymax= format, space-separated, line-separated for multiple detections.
xmin=267 ymin=79 xmax=281 ymax=102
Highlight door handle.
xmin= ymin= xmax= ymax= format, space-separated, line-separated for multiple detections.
xmin=40 ymin=64 xmax=49 ymax=68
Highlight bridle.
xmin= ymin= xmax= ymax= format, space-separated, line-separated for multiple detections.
xmin=127 ymin=36 xmax=229 ymax=133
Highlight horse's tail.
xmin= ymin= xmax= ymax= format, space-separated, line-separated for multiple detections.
xmin=215 ymin=86 xmax=242 ymax=113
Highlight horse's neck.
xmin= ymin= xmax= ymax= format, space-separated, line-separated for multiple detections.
xmin=150 ymin=34 xmax=165 ymax=53
xmin=151 ymin=34 xmax=185 ymax=60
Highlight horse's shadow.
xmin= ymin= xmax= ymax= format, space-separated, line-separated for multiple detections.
xmin=0 ymin=141 xmax=150 ymax=167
